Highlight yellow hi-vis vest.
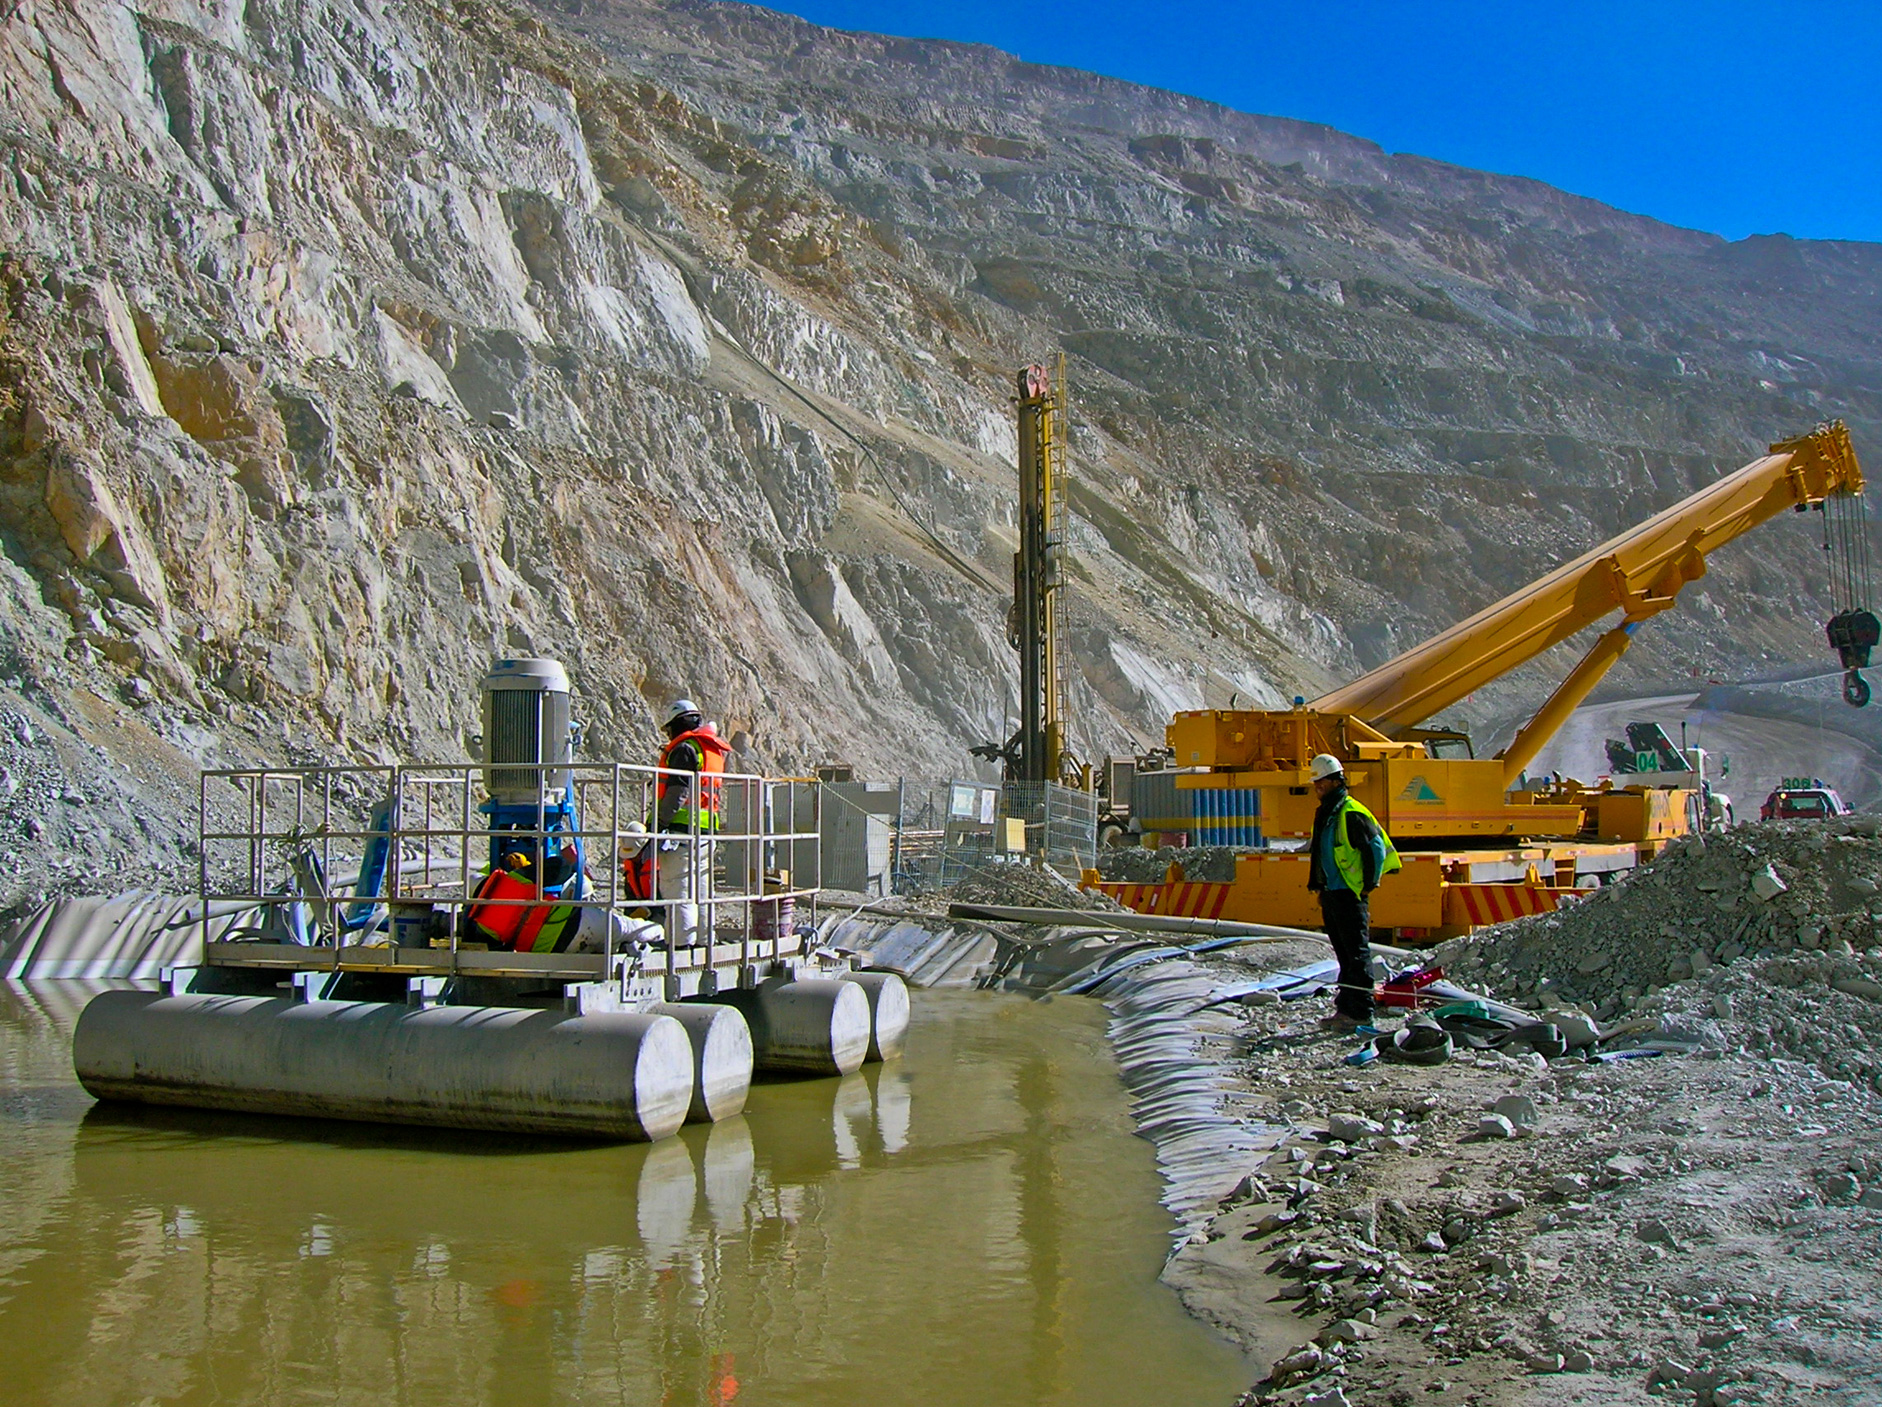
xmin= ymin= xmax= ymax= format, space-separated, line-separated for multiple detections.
xmin=1331 ymin=795 xmax=1403 ymax=894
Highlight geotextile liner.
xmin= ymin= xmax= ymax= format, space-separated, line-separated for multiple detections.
xmin=821 ymin=910 xmax=1292 ymax=1244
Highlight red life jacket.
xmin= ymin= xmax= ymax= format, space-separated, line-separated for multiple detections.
xmin=621 ymin=841 xmax=654 ymax=903
xmin=467 ymin=869 xmax=578 ymax=952
xmin=658 ymin=727 xmax=732 ymax=830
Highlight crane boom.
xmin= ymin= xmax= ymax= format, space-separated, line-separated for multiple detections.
xmin=1312 ymin=422 xmax=1865 ymax=741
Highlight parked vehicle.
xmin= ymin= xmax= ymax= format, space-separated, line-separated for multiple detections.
xmin=1760 ymin=778 xmax=1853 ymax=821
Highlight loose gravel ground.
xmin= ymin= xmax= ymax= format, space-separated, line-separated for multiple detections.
xmin=1156 ymin=823 xmax=1882 ymax=1405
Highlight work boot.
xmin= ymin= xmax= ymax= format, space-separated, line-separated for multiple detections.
xmin=1318 ymin=1011 xmax=1363 ymax=1034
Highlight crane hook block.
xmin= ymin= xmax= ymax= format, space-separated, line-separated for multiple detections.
xmin=1827 ymin=609 xmax=1880 ymax=670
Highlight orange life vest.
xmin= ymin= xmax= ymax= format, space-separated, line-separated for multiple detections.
xmin=466 ymin=869 xmax=579 ymax=952
xmin=657 ymin=727 xmax=732 ymax=831
xmin=620 ymin=841 xmax=655 ymax=903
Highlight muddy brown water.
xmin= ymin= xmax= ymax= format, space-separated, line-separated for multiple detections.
xmin=0 ymin=983 xmax=1249 ymax=1406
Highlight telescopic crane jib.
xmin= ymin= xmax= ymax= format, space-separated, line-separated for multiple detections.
xmin=1314 ymin=420 xmax=1873 ymax=783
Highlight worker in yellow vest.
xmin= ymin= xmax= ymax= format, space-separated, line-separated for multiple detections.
xmin=466 ymin=850 xmax=581 ymax=952
xmin=654 ymin=698 xmax=731 ymax=946
xmin=1305 ymin=753 xmax=1402 ymax=1031
xmin=467 ymin=848 xmax=648 ymax=955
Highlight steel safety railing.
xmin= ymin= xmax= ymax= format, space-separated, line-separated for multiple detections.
xmin=197 ymin=760 xmax=822 ymax=980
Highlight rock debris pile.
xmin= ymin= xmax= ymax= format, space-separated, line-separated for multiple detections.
xmin=1437 ymin=818 xmax=1882 ymax=1023
xmin=948 ymin=860 xmax=1125 ymax=912
xmin=1646 ymin=947 xmax=1882 ymax=1094
xmin=0 ymin=691 xmax=230 ymax=919
xmin=1098 ymin=844 xmax=1243 ymax=884
xmin=1191 ymin=938 xmax=1882 ymax=1406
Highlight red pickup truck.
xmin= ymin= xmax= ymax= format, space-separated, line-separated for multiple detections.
xmin=1760 ymin=779 xmax=1853 ymax=821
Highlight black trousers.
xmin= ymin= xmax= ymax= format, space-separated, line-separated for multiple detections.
xmin=1317 ymin=888 xmax=1374 ymax=1020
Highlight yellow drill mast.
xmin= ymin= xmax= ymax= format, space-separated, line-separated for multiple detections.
xmin=1002 ymin=359 xmax=1077 ymax=786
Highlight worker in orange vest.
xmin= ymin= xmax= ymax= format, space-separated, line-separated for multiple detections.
xmin=618 ymin=820 xmax=656 ymax=914
xmin=469 ymin=847 xmax=648 ymax=955
xmin=466 ymin=849 xmax=581 ymax=952
xmin=655 ymin=698 xmax=731 ymax=946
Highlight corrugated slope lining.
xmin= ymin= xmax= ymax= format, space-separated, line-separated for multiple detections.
xmin=821 ymin=912 xmax=1303 ymax=1245
xmin=1090 ymin=955 xmax=1286 ymax=1243
xmin=0 ymin=893 xmax=255 ymax=979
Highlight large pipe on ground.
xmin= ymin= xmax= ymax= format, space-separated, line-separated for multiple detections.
xmin=839 ymin=970 xmax=910 ymax=1061
xmin=720 ymin=979 xmax=870 ymax=1076
xmin=946 ymin=902 xmax=1322 ymax=940
xmin=652 ymin=1001 xmax=753 ymax=1123
xmin=72 ymin=991 xmax=694 ymax=1141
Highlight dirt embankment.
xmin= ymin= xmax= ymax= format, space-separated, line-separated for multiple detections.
xmin=1155 ymin=821 xmax=1882 ymax=1406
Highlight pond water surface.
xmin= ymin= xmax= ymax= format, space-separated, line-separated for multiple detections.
xmin=0 ymin=983 xmax=1249 ymax=1406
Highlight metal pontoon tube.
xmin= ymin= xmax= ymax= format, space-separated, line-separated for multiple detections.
xmin=73 ymin=991 xmax=694 ymax=1140
xmin=839 ymin=971 xmax=910 ymax=1061
xmin=720 ymin=979 xmax=871 ymax=1076
xmin=652 ymin=1001 xmax=754 ymax=1123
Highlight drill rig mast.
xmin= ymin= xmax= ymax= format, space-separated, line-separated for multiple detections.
xmin=976 ymin=360 xmax=1079 ymax=785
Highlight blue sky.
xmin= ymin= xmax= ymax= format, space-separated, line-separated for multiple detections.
xmin=768 ymin=0 xmax=1882 ymax=245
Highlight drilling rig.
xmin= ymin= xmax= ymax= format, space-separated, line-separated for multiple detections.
xmin=976 ymin=360 xmax=1083 ymax=788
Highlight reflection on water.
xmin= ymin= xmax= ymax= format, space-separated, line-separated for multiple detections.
xmin=0 ymin=982 xmax=1248 ymax=1406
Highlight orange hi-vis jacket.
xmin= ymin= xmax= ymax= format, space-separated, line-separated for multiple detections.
xmin=658 ymin=726 xmax=732 ymax=831
xmin=466 ymin=868 xmax=579 ymax=952
xmin=620 ymin=841 xmax=654 ymax=903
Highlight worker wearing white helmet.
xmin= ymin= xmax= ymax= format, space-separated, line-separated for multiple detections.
xmin=1305 ymin=752 xmax=1402 ymax=1031
xmin=653 ymin=697 xmax=732 ymax=946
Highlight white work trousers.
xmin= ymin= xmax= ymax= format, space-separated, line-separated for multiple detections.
xmin=656 ymin=836 xmax=713 ymax=946
xmin=563 ymin=905 xmax=662 ymax=956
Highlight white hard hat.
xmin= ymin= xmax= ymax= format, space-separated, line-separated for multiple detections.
xmin=666 ymin=698 xmax=701 ymax=726
xmin=1308 ymin=753 xmax=1345 ymax=782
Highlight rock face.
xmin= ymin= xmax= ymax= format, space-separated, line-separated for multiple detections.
xmin=0 ymin=0 xmax=1879 ymax=907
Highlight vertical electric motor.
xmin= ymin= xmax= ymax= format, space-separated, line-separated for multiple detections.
xmin=481 ymin=658 xmax=574 ymax=803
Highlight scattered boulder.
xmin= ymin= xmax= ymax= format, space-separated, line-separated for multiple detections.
xmin=1327 ymin=1112 xmax=1384 ymax=1142
xmin=1317 ymin=1317 xmax=1377 ymax=1345
xmin=1492 ymin=1094 xmax=1539 ymax=1132
xmin=1266 ymin=1343 xmax=1321 ymax=1384
xmin=1750 ymin=864 xmax=1788 ymax=901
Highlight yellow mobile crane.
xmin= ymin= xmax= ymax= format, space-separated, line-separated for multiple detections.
xmin=1089 ymin=422 xmax=1872 ymax=938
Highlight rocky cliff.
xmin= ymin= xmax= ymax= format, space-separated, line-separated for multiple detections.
xmin=1 ymin=0 xmax=1879 ymax=903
